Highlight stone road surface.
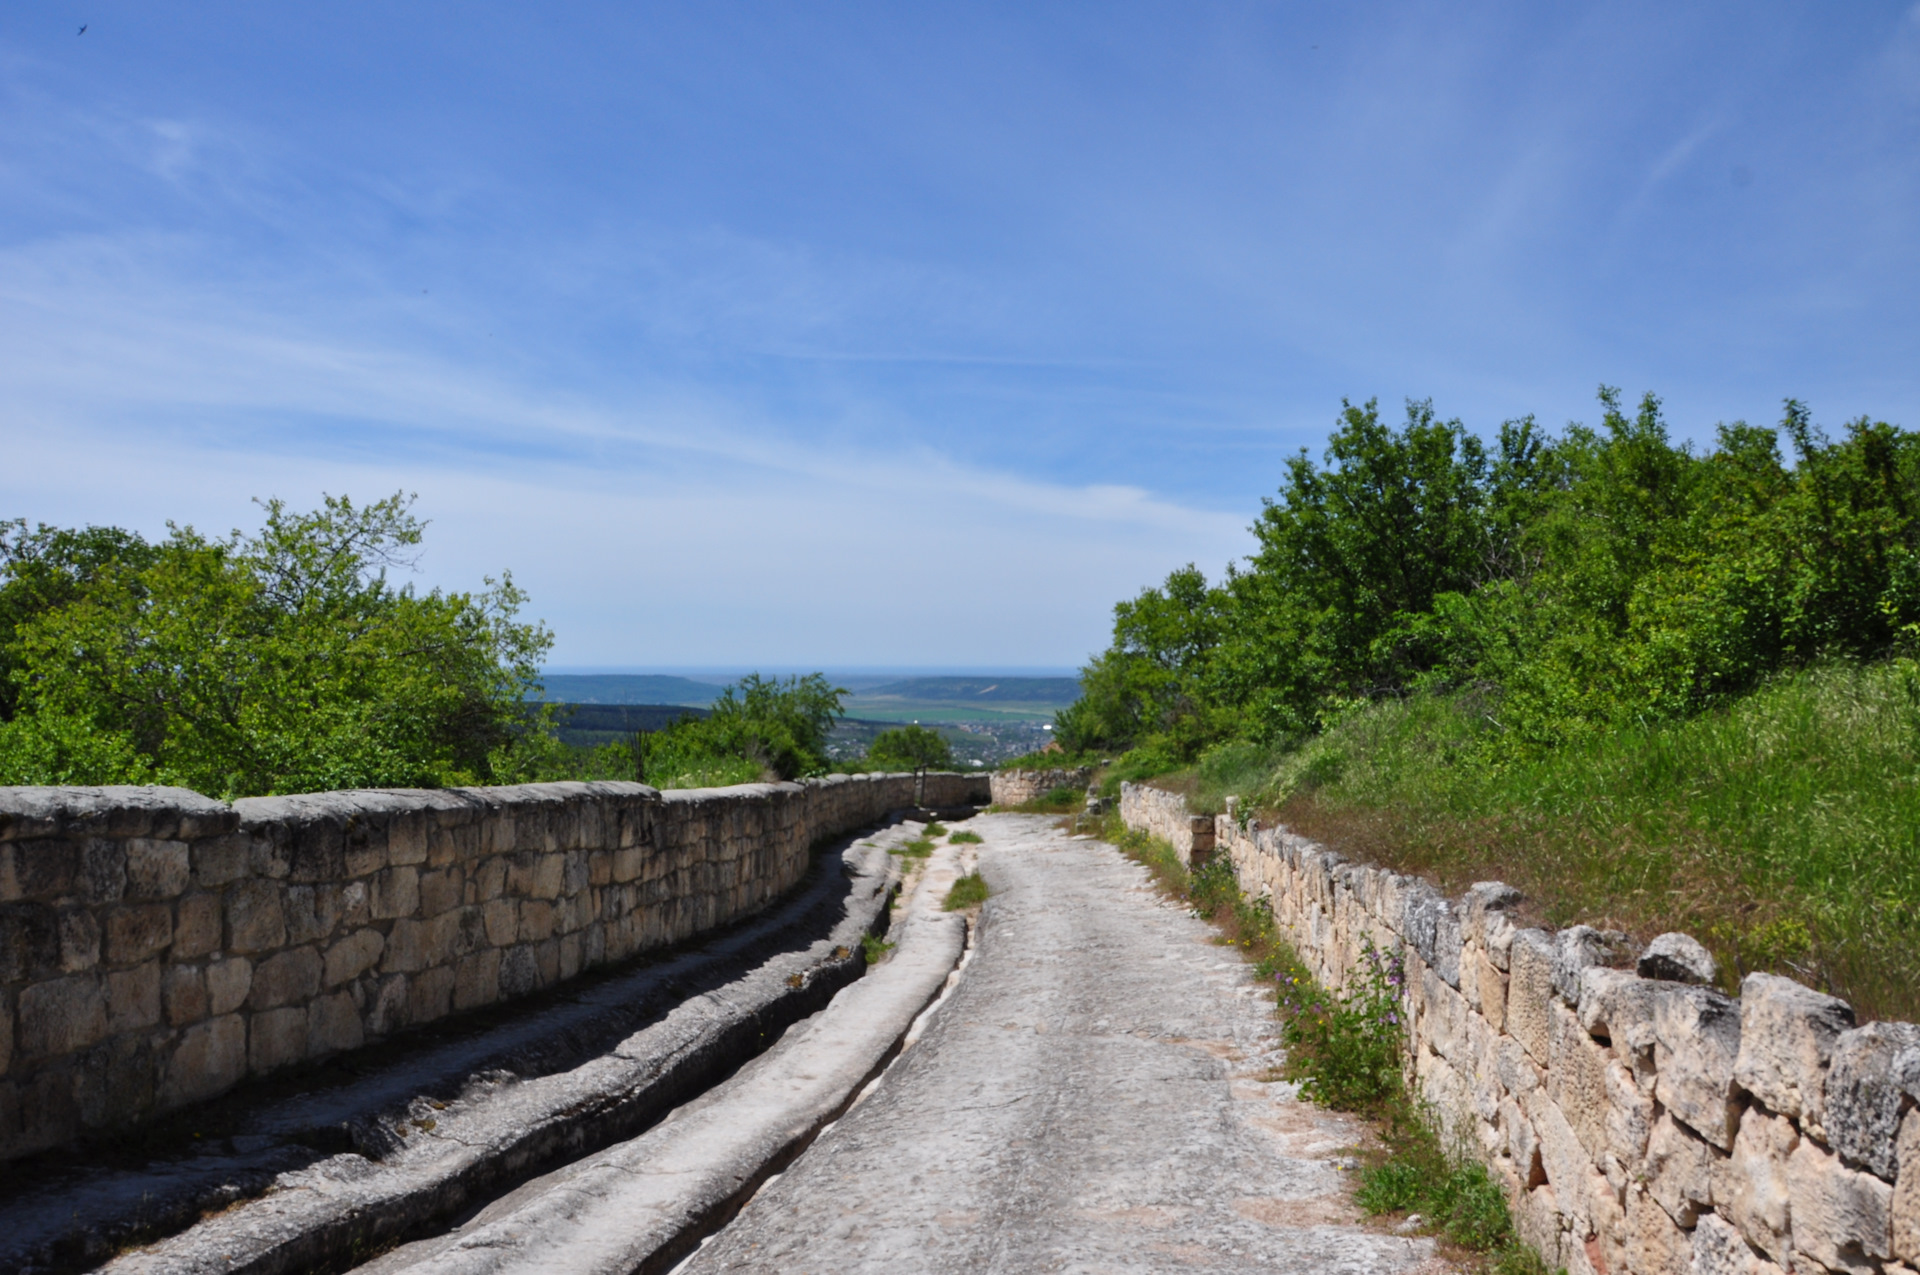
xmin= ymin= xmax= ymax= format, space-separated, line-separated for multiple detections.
xmin=678 ymin=813 xmax=1446 ymax=1275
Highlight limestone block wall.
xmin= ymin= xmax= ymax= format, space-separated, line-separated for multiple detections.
xmin=1117 ymin=782 xmax=1215 ymax=866
xmin=989 ymin=767 xmax=1093 ymax=806
xmin=0 ymin=771 xmax=987 ymax=1163
xmin=1119 ymin=789 xmax=1920 ymax=1275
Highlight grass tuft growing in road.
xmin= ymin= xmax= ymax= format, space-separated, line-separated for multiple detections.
xmin=948 ymin=829 xmax=983 ymax=843
xmin=891 ymin=837 xmax=936 ymax=859
xmin=942 ymin=872 xmax=989 ymax=911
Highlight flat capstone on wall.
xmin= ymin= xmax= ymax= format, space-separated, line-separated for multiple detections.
xmin=0 ymin=771 xmax=988 ymax=1163
xmin=1118 ymin=781 xmax=1920 ymax=1275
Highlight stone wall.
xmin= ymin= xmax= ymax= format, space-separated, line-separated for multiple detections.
xmin=989 ymin=767 xmax=1093 ymax=806
xmin=1117 ymin=782 xmax=1215 ymax=866
xmin=1119 ymin=787 xmax=1920 ymax=1275
xmin=0 ymin=771 xmax=987 ymax=1163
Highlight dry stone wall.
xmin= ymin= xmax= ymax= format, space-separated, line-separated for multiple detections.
xmin=0 ymin=771 xmax=986 ymax=1163
xmin=1117 ymin=782 xmax=1215 ymax=866
xmin=1118 ymin=782 xmax=1920 ymax=1275
xmin=988 ymin=767 xmax=1093 ymax=806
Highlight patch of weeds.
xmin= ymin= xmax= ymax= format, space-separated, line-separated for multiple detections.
xmin=924 ymin=821 xmax=949 ymax=837
xmin=860 ymin=933 xmax=896 ymax=964
xmin=943 ymin=872 xmax=989 ymax=910
xmin=1271 ymin=942 xmax=1557 ymax=1273
xmin=891 ymin=837 xmax=936 ymax=859
xmin=1011 ymin=785 xmax=1083 ymax=814
xmin=948 ymin=829 xmax=983 ymax=843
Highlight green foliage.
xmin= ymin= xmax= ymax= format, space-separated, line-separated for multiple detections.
xmin=866 ymin=724 xmax=953 ymax=772
xmin=1275 ymin=940 xmax=1407 ymax=1111
xmin=860 ymin=933 xmax=895 ymax=964
xmin=1070 ymin=390 xmax=1920 ymax=754
xmin=942 ymin=872 xmax=989 ymax=910
xmin=948 ymin=829 xmax=982 ymax=843
xmin=923 ymin=821 xmax=948 ymax=837
xmin=628 ymin=673 xmax=846 ymax=787
xmin=0 ymin=495 xmax=554 ymax=796
xmin=892 ymin=837 xmax=936 ymax=859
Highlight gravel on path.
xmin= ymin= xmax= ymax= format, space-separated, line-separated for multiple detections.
xmin=679 ymin=813 xmax=1448 ymax=1275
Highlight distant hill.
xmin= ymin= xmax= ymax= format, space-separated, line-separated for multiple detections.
xmin=546 ymin=702 xmax=710 ymax=747
xmin=858 ymin=677 xmax=1080 ymax=704
xmin=534 ymin=675 xmax=725 ymax=706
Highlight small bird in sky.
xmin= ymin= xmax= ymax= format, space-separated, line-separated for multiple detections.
xmin=78 ymin=23 xmax=88 ymax=34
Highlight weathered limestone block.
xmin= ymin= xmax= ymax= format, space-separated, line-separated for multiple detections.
xmin=370 ymin=866 xmax=419 ymax=920
xmin=1579 ymin=966 xmax=1660 ymax=1091
xmin=409 ymin=965 xmax=453 ymax=1023
xmin=160 ymin=1013 xmax=245 ymax=1106
xmin=388 ymin=813 xmax=430 ymax=866
xmin=520 ymin=899 xmax=556 ymax=943
xmin=0 ymin=902 xmax=58 ymax=982
xmin=105 ymin=902 xmax=172 ymax=964
xmin=1823 ymin=1020 xmax=1920 ymax=1181
xmin=1646 ymin=1111 xmax=1721 ymax=1227
xmin=1734 ymin=971 xmax=1855 ymax=1133
xmin=419 ymin=867 xmax=463 ymax=917
xmin=500 ymin=944 xmax=539 ymax=998
xmin=247 ymin=946 xmax=321 ymax=1010
xmin=1654 ymin=982 xmax=1744 ymax=1150
xmin=1627 ymin=1184 xmax=1694 ymax=1275
xmin=366 ymin=974 xmax=409 ymax=1037
xmin=381 ymin=918 xmax=429 ymax=973
xmin=173 ymin=892 xmax=221 ymax=959
xmin=1504 ymin=1096 xmax=1545 ymax=1186
xmin=1401 ymin=883 xmax=1461 ymax=988
xmin=1525 ymin=1089 xmax=1597 ymax=1221
xmin=1509 ymin=928 xmax=1557 ymax=1064
xmin=18 ymin=974 xmax=107 ymax=1057
xmin=58 ymin=906 xmax=99 ymax=971
xmin=1549 ymin=1000 xmax=1651 ymax=1169
xmin=340 ymin=878 xmax=369 ymax=928
xmin=453 ymin=950 xmax=501 ymax=1010
xmin=191 ymin=834 xmax=250 ymax=887
xmin=1694 ymin=1211 xmax=1787 ymax=1275
xmin=1638 ymin=930 xmax=1718 ymax=985
xmin=249 ymin=1005 xmax=307 ymax=1072
xmin=284 ymin=883 xmax=346 ymax=946
xmin=483 ymin=898 xmax=516 ymax=947
xmin=125 ymin=839 xmax=191 ymax=899
xmin=1899 ymin=1108 xmax=1920 ymax=1263
xmin=105 ymin=961 xmax=161 ymax=1032
xmin=1787 ymin=1135 xmax=1893 ymax=1270
xmin=205 ymin=956 xmax=252 ymax=1015
xmin=324 ymin=928 xmax=384 ymax=987
xmin=1717 ymin=1105 xmax=1798 ymax=1266
xmin=307 ymin=991 xmax=364 ymax=1056
xmin=225 ymin=879 xmax=287 ymax=953
xmin=1552 ymin=925 xmax=1631 ymax=1005
xmin=163 ymin=964 xmax=207 ymax=1026
xmin=1470 ymin=944 xmax=1508 ymax=1033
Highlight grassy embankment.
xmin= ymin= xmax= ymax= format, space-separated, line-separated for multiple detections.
xmin=1121 ymin=658 xmax=1920 ymax=1023
xmin=1096 ymin=812 xmax=1552 ymax=1274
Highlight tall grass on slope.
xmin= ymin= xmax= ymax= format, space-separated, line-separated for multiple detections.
xmin=1251 ymin=660 xmax=1920 ymax=1022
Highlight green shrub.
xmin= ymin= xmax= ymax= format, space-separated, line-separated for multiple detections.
xmin=948 ymin=829 xmax=982 ymax=843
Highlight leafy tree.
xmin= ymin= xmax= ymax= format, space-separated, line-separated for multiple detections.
xmin=0 ymin=494 xmax=554 ymax=796
xmin=867 ymin=724 xmax=953 ymax=773
xmin=635 ymin=673 xmax=847 ymax=785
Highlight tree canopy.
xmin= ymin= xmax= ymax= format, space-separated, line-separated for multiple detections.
xmin=0 ymin=494 xmax=554 ymax=796
xmin=1061 ymin=391 xmax=1920 ymax=761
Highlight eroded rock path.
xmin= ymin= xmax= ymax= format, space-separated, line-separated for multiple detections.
xmin=678 ymin=813 xmax=1441 ymax=1275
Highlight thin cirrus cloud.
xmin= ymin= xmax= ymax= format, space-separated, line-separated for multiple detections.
xmin=1 ymin=2 xmax=1918 ymax=666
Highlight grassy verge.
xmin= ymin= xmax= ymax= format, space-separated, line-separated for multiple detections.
xmin=991 ymin=784 xmax=1086 ymax=815
xmin=1095 ymin=812 xmax=1555 ymax=1275
xmin=1123 ymin=660 xmax=1920 ymax=1022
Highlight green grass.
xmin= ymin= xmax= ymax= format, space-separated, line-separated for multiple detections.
xmin=860 ymin=933 xmax=895 ymax=964
xmin=948 ymin=829 xmax=982 ymax=843
xmin=924 ymin=821 xmax=948 ymax=837
xmin=891 ymin=837 xmax=936 ymax=859
xmin=943 ymin=872 xmax=990 ymax=910
xmin=1138 ymin=659 xmax=1920 ymax=1021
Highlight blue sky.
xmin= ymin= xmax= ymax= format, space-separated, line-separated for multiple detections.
xmin=2 ymin=3 xmax=1917 ymax=669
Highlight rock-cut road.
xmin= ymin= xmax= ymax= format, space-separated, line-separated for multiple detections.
xmin=675 ymin=813 xmax=1443 ymax=1275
